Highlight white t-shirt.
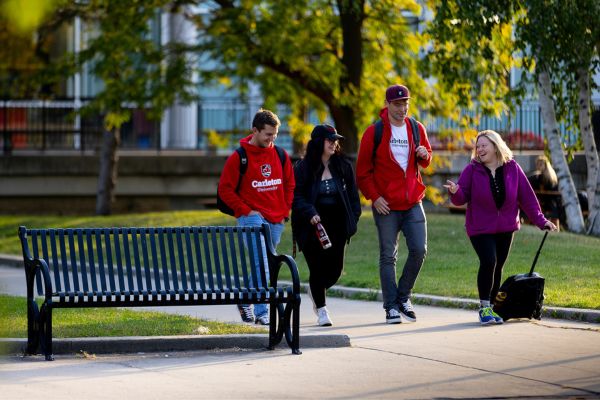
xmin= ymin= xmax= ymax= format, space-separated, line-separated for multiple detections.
xmin=390 ymin=123 xmax=409 ymax=171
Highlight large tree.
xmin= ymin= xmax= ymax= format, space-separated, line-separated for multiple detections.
xmin=194 ymin=0 xmax=435 ymax=154
xmin=3 ymin=1 xmax=197 ymax=215
xmin=425 ymin=0 xmax=599 ymax=235
xmin=54 ymin=0 xmax=196 ymax=214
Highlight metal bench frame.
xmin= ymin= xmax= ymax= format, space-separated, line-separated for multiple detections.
xmin=18 ymin=224 xmax=301 ymax=360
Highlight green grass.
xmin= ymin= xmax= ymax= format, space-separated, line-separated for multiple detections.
xmin=1 ymin=210 xmax=599 ymax=310
xmin=0 ymin=294 xmax=265 ymax=338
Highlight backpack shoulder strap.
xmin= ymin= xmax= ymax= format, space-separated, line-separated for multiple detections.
xmin=409 ymin=117 xmax=421 ymax=176
xmin=274 ymin=145 xmax=287 ymax=168
xmin=372 ymin=120 xmax=384 ymax=159
xmin=234 ymin=147 xmax=247 ymax=191
xmin=409 ymin=117 xmax=420 ymax=148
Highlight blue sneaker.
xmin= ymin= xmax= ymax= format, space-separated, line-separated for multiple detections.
xmin=479 ymin=307 xmax=495 ymax=325
xmin=490 ymin=308 xmax=504 ymax=324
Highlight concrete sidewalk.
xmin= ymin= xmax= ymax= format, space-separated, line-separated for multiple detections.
xmin=1 ymin=262 xmax=600 ymax=398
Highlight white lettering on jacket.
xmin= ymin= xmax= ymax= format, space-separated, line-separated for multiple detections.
xmin=251 ymin=178 xmax=282 ymax=188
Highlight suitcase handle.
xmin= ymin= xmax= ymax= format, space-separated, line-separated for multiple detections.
xmin=529 ymin=230 xmax=549 ymax=276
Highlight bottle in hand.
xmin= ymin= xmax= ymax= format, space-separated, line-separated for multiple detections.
xmin=315 ymin=222 xmax=332 ymax=249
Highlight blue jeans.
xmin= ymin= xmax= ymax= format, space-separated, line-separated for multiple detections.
xmin=237 ymin=214 xmax=284 ymax=318
xmin=373 ymin=203 xmax=427 ymax=311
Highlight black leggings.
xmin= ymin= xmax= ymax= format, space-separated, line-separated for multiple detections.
xmin=302 ymin=204 xmax=347 ymax=309
xmin=469 ymin=232 xmax=514 ymax=302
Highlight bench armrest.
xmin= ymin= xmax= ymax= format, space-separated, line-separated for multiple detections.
xmin=24 ymin=258 xmax=53 ymax=301
xmin=270 ymin=254 xmax=300 ymax=293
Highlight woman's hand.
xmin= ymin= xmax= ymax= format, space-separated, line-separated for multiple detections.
xmin=443 ymin=180 xmax=459 ymax=194
xmin=310 ymin=214 xmax=321 ymax=225
xmin=544 ymin=220 xmax=558 ymax=232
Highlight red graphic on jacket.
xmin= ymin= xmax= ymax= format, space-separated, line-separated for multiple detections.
xmin=356 ymin=107 xmax=432 ymax=211
xmin=218 ymin=135 xmax=295 ymax=223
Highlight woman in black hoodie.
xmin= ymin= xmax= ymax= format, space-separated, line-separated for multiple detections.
xmin=292 ymin=124 xmax=361 ymax=326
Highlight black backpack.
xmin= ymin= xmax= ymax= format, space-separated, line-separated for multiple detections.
xmin=372 ymin=117 xmax=420 ymax=174
xmin=216 ymin=145 xmax=287 ymax=216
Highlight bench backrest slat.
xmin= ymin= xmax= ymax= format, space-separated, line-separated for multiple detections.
xmin=209 ymin=227 xmax=222 ymax=290
xmin=192 ymin=228 xmax=206 ymax=291
xmin=58 ymin=230 xmax=70 ymax=292
xmin=220 ymin=227 xmax=233 ymax=289
xmin=174 ymin=228 xmax=188 ymax=291
xmin=165 ymin=229 xmax=178 ymax=291
xmin=49 ymin=230 xmax=62 ymax=292
xmin=148 ymin=229 xmax=162 ymax=292
xmin=67 ymin=231 xmax=81 ymax=292
xmin=157 ymin=229 xmax=171 ymax=291
xmin=85 ymin=229 xmax=99 ymax=292
xmin=30 ymin=230 xmax=44 ymax=294
xmin=201 ymin=229 xmax=214 ymax=289
xmin=103 ymin=230 xmax=117 ymax=292
xmin=40 ymin=230 xmax=51 ymax=289
xmin=76 ymin=230 xmax=89 ymax=293
xmin=227 ymin=228 xmax=240 ymax=289
xmin=139 ymin=229 xmax=153 ymax=293
xmin=184 ymin=228 xmax=196 ymax=291
xmin=112 ymin=228 xmax=126 ymax=291
xmin=93 ymin=230 xmax=107 ymax=292
xmin=129 ymin=230 xmax=143 ymax=293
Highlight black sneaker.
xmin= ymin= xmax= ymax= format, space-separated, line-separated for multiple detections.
xmin=399 ymin=300 xmax=416 ymax=322
xmin=386 ymin=308 xmax=402 ymax=324
xmin=237 ymin=304 xmax=255 ymax=323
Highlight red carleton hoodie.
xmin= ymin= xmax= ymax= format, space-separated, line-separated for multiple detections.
xmin=218 ymin=135 xmax=295 ymax=223
xmin=356 ymin=108 xmax=432 ymax=211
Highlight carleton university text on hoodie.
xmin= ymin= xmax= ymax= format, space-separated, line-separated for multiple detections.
xmin=218 ymin=135 xmax=295 ymax=223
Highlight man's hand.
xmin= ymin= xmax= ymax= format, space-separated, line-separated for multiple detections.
xmin=373 ymin=197 xmax=390 ymax=215
xmin=415 ymin=145 xmax=429 ymax=160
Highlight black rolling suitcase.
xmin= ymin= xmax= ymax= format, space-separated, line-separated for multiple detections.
xmin=493 ymin=231 xmax=549 ymax=321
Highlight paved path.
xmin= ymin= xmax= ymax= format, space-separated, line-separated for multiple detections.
xmin=1 ymin=265 xmax=599 ymax=399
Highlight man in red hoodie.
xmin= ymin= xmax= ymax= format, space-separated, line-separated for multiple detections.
xmin=218 ymin=109 xmax=295 ymax=325
xmin=356 ymin=84 xmax=432 ymax=324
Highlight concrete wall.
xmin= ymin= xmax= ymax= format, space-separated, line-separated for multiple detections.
xmin=0 ymin=152 xmax=589 ymax=214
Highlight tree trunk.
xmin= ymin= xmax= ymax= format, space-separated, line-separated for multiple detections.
xmin=576 ymin=66 xmax=600 ymax=235
xmin=330 ymin=103 xmax=359 ymax=155
xmin=537 ymin=69 xmax=585 ymax=233
xmin=590 ymin=162 xmax=600 ymax=235
xmin=336 ymin=0 xmax=364 ymax=156
xmin=96 ymin=127 xmax=120 ymax=215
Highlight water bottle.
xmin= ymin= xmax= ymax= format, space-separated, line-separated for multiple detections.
xmin=315 ymin=222 xmax=332 ymax=249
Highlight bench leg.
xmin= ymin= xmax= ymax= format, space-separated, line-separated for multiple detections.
xmin=40 ymin=303 xmax=54 ymax=361
xmin=26 ymin=299 xmax=40 ymax=355
xmin=290 ymin=300 xmax=301 ymax=355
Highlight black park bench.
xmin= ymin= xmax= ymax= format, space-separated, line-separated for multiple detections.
xmin=18 ymin=224 xmax=301 ymax=360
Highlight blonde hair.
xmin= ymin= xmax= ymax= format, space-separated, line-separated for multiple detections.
xmin=471 ymin=130 xmax=513 ymax=164
xmin=535 ymin=155 xmax=558 ymax=187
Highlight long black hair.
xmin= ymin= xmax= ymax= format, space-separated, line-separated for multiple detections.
xmin=302 ymin=136 xmax=345 ymax=181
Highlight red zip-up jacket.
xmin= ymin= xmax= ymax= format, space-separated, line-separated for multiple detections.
xmin=218 ymin=135 xmax=295 ymax=223
xmin=356 ymin=108 xmax=432 ymax=211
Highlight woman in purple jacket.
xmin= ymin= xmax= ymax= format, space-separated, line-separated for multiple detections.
xmin=444 ymin=130 xmax=557 ymax=325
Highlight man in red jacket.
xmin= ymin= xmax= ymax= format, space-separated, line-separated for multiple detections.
xmin=218 ymin=109 xmax=295 ymax=325
xmin=356 ymin=84 xmax=432 ymax=324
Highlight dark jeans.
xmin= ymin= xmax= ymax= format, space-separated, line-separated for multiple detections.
xmin=373 ymin=203 xmax=427 ymax=311
xmin=469 ymin=232 xmax=514 ymax=302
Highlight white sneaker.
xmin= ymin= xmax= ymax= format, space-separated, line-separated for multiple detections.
xmin=317 ymin=307 xmax=332 ymax=326
xmin=386 ymin=308 xmax=402 ymax=324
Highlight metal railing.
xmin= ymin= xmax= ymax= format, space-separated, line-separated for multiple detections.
xmin=1 ymin=97 xmax=591 ymax=155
